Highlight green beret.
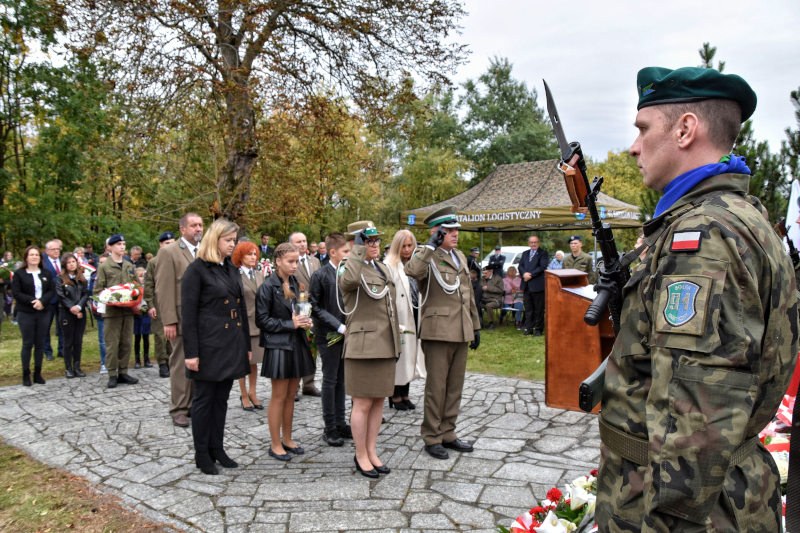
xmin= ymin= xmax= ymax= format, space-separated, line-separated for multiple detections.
xmin=637 ymin=66 xmax=756 ymax=122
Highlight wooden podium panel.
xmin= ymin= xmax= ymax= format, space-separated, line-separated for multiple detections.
xmin=544 ymin=269 xmax=614 ymax=413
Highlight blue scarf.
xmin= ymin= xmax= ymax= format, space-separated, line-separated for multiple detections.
xmin=653 ymin=155 xmax=751 ymax=218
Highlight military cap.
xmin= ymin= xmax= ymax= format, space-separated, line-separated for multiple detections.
xmin=423 ymin=205 xmax=461 ymax=229
xmin=346 ymin=220 xmax=383 ymax=241
xmin=637 ymin=66 xmax=756 ymax=122
xmin=482 ymin=264 xmax=494 ymax=271
xmin=108 ymin=234 xmax=125 ymax=245
xmin=494 ymin=244 xmax=502 ymax=250
xmin=158 ymin=231 xmax=175 ymax=243
xmin=470 ymin=247 xmax=480 ymax=253
xmin=568 ymin=235 xmax=582 ymax=243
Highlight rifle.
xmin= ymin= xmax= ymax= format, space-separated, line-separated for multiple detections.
xmin=544 ymin=80 xmax=633 ymax=412
xmin=774 ymin=218 xmax=800 ymax=267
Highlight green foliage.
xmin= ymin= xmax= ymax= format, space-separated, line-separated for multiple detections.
xmin=734 ymin=121 xmax=789 ymax=223
xmin=698 ymin=42 xmax=725 ymax=72
xmin=786 ymin=88 xmax=800 ymax=181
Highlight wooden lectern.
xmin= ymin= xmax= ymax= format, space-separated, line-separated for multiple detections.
xmin=544 ymin=269 xmax=614 ymax=413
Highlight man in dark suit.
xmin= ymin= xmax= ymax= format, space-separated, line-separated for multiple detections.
xmin=517 ymin=234 xmax=548 ymax=337
xmin=316 ymin=242 xmax=329 ymax=266
xmin=42 ymin=240 xmax=64 ymax=360
xmin=467 ymin=247 xmax=481 ymax=278
xmin=258 ymin=234 xmax=274 ymax=259
xmin=487 ymin=245 xmax=505 ymax=274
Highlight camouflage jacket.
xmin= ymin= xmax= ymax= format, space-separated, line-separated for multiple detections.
xmin=597 ymin=174 xmax=798 ymax=532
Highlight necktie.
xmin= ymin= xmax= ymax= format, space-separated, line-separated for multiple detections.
xmin=249 ymin=269 xmax=256 ymax=288
xmin=55 ymin=260 xmax=60 ymax=274
xmin=372 ymin=261 xmax=386 ymax=280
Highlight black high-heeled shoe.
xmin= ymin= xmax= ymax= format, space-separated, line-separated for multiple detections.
xmin=241 ymin=397 xmax=254 ymax=412
xmin=354 ymin=456 xmax=378 ymax=478
xmin=402 ymin=399 xmax=416 ymax=410
xmin=249 ymin=394 xmax=264 ymax=410
xmin=372 ymin=463 xmax=390 ymax=475
xmin=388 ymin=398 xmax=408 ymax=411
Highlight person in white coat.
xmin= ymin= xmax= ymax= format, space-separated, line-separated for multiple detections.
xmin=384 ymin=229 xmax=426 ymax=410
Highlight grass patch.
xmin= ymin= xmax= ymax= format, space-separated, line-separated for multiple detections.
xmin=0 ymin=440 xmax=177 ymax=532
xmin=466 ymin=322 xmax=545 ymax=381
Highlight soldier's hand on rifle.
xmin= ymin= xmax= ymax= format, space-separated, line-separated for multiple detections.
xmin=426 ymin=227 xmax=446 ymax=249
xmin=354 ymin=229 xmax=368 ymax=246
xmin=470 ymin=330 xmax=480 ymax=350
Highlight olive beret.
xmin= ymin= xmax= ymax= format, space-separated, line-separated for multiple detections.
xmin=637 ymin=66 xmax=756 ymax=122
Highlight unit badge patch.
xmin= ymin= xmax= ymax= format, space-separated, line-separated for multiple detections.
xmin=664 ymin=280 xmax=699 ymax=326
xmin=670 ymin=231 xmax=701 ymax=252
xmin=337 ymin=264 xmax=345 ymax=277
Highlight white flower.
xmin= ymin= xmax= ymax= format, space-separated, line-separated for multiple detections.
xmin=559 ymin=520 xmax=577 ymax=532
xmin=572 ymin=475 xmax=595 ymax=490
xmin=534 ymin=511 xmax=568 ymax=533
xmin=399 ymin=324 xmax=406 ymax=334
xmin=773 ymin=453 xmax=789 ymax=484
xmin=567 ymin=484 xmax=595 ymax=511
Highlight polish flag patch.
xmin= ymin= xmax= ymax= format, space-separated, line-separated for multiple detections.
xmin=670 ymin=231 xmax=702 ymax=252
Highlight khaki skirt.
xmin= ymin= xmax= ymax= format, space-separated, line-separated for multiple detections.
xmin=345 ymin=357 xmax=395 ymax=398
xmin=249 ymin=336 xmax=264 ymax=365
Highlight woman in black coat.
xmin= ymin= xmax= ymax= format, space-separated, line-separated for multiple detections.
xmin=11 ymin=245 xmax=56 ymax=386
xmin=55 ymin=253 xmax=90 ymax=379
xmin=255 ymin=243 xmax=315 ymax=462
xmin=181 ymin=218 xmax=251 ymax=476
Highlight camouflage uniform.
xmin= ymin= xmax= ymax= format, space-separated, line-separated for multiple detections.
xmin=562 ymin=251 xmax=597 ymax=284
xmin=597 ymin=173 xmax=798 ymax=532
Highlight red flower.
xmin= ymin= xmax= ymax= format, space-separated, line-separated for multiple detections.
xmin=546 ymin=488 xmax=562 ymax=502
xmin=590 ymin=469 xmax=598 ymax=477
xmin=530 ymin=506 xmax=545 ymax=515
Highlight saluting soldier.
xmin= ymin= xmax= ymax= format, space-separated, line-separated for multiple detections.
xmin=480 ymin=265 xmax=504 ymax=330
xmin=561 ymin=235 xmax=597 ymax=284
xmin=405 ymin=206 xmax=480 ymax=460
xmin=596 ymin=67 xmax=798 ymax=531
xmin=143 ymin=231 xmax=174 ymax=378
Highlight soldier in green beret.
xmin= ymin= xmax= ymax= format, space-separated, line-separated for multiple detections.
xmin=561 ymin=235 xmax=597 ymax=284
xmin=596 ymin=67 xmax=797 ymax=531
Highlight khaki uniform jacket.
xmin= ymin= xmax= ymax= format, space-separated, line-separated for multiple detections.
xmin=240 ymin=268 xmax=264 ymax=338
xmin=153 ymin=240 xmax=195 ymax=333
xmin=405 ymin=246 xmax=480 ymax=343
xmin=562 ymin=251 xmax=597 ymax=284
xmin=92 ymin=257 xmax=136 ymax=318
xmin=143 ymin=253 xmax=160 ymax=313
xmin=337 ymin=245 xmax=400 ymax=360
xmin=480 ymin=273 xmax=504 ymax=304
xmin=294 ymin=254 xmax=320 ymax=292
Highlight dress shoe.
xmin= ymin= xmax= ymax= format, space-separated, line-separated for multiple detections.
xmin=195 ymin=452 xmax=218 ymax=475
xmin=533 ymin=331 xmax=542 ymax=337
xmin=107 ymin=376 xmax=117 ymax=389
xmin=337 ymin=424 xmax=353 ymax=439
xmin=249 ymin=395 xmax=264 ymax=410
xmin=324 ymin=429 xmax=344 ymax=447
xmin=268 ymin=448 xmax=292 ymax=462
xmin=117 ymin=374 xmax=139 ymax=385
xmin=488 ymin=322 xmax=497 ymax=330
xmin=209 ymin=448 xmax=238 ymax=468
xmin=134 ymin=362 xmax=141 ymax=369
xmin=241 ymin=397 xmax=254 ymax=412
xmin=65 ymin=369 xmax=75 ymax=379
xmin=388 ymin=398 xmax=408 ymax=411
xmin=22 ymin=371 xmax=31 ymax=387
xmin=159 ymin=363 xmax=170 ymax=378
xmin=402 ymin=399 xmax=416 ymax=410
xmin=173 ymin=414 xmax=189 ymax=427
xmin=425 ymin=444 xmax=449 ymax=460
xmin=372 ymin=463 xmax=390 ymax=475
xmin=303 ymin=386 xmax=322 ymax=397
xmin=73 ymin=365 xmax=86 ymax=378
xmin=46 ymin=354 xmax=55 ymax=361
xmin=282 ymin=442 xmax=304 ymax=455
xmin=354 ymin=456 xmax=378 ymax=478
xmin=33 ymin=367 xmax=45 ymax=385
xmin=143 ymin=358 xmax=153 ymax=368
xmin=524 ymin=329 xmax=534 ymax=336
xmin=442 ymin=438 xmax=474 ymax=452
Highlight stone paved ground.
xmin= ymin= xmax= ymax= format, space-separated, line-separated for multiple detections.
xmin=0 ymin=365 xmax=600 ymax=533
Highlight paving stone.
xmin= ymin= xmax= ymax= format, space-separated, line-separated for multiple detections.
xmin=402 ymin=492 xmax=443 ymax=512
xmin=473 ymin=438 xmax=526 ymax=453
xmin=479 ymin=485 xmax=535 ymax=507
xmin=486 ymin=413 xmax=534 ymax=431
xmin=410 ymin=513 xmax=455 ymax=529
xmin=255 ymin=480 xmax=368 ymax=501
xmin=440 ymin=500 xmax=495 ymax=527
xmin=430 ymin=481 xmax=484 ymax=503
xmin=225 ymin=506 xmax=256 ymax=524
xmin=452 ymin=457 xmax=503 ymax=478
xmin=289 ymin=510 xmax=408 ymax=531
xmin=532 ymin=435 xmax=580 ymax=454
xmin=494 ymin=463 xmax=564 ymax=485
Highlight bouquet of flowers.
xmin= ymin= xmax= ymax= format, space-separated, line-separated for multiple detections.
xmin=93 ymin=282 xmax=144 ymax=311
xmin=498 ymin=472 xmax=598 ymax=533
xmin=326 ymin=331 xmax=344 ymax=347
xmin=258 ymin=257 xmax=273 ymax=278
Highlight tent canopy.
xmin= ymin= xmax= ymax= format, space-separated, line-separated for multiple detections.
xmin=400 ymin=159 xmax=642 ymax=232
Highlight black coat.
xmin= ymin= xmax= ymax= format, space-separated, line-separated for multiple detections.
xmin=11 ymin=268 xmax=56 ymax=314
xmin=181 ymin=257 xmax=251 ymax=382
xmin=255 ymin=273 xmax=310 ymax=352
xmin=518 ymin=248 xmax=549 ymax=293
xmin=471 ymin=279 xmax=483 ymax=310
xmin=487 ymin=252 xmax=505 ymax=274
xmin=55 ymin=275 xmax=89 ymax=312
xmin=309 ymin=263 xmax=345 ymax=341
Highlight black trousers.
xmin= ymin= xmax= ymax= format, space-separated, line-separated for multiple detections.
xmin=44 ymin=303 xmax=63 ymax=356
xmin=61 ymin=311 xmax=86 ymax=370
xmin=319 ymin=342 xmax=346 ymax=430
xmin=523 ymin=289 xmax=545 ymax=333
xmin=18 ymin=311 xmax=50 ymax=372
xmin=191 ymin=379 xmax=233 ymax=453
xmin=134 ymin=334 xmax=150 ymax=359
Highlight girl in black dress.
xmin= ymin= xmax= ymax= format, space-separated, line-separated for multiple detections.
xmin=255 ymin=243 xmax=315 ymax=461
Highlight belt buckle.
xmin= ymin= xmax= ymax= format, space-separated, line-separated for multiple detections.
xmin=231 ymin=310 xmax=237 ymax=319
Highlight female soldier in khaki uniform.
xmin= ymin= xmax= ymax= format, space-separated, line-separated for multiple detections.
xmin=338 ymin=221 xmax=401 ymax=478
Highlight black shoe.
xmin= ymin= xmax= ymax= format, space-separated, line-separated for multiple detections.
xmin=107 ymin=376 xmax=117 ymax=389
xmin=533 ymin=331 xmax=542 ymax=337
xmin=382 ymin=417 xmax=386 ymax=424
xmin=195 ymin=452 xmax=218 ymax=475
xmin=209 ymin=449 xmax=238 ymax=468
xmin=488 ymin=322 xmax=497 ymax=330
xmin=442 ymin=438 xmax=474 ymax=452
xmin=33 ymin=367 xmax=45 ymax=385
xmin=372 ymin=463 xmax=390 ymax=475
xmin=159 ymin=363 xmax=170 ymax=378
xmin=134 ymin=362 xmax=141 ymax=369
xmin=46 ymin=354 xmax=55 ymax=361
xmin=402 ymin=399 xmax=416 ymax=410
xmin=241 ymin=397 xmax=254 ymax=412
xmin=354 ymin=456 xmax=378 ymax=478
xmin=425 ymin=444 xmax=449 ymax=460
xmin=117 ymin=374 xmax=139 ymax=384
xmin=74 ymin=364 xmax=86 ymax=378
xmin=268 ymin=448 xmax=291 ymax=462
xmin=282 ymin=442 xmax=304 ymax=455
xmin=388 ymin=398 xmax=408 ymax=411
xmin=524 ymin=329 xmax=534 ymax=336
xmin=249 ymin=395 xmax=264 ymax=410
xmin=57 ymin=352 xmax=63 ymax=358
xmin=337 ymin=424 xmax=353 ymax=439
xmin=143 ymin=358 xmax=153 ymax=368
xmin=22 ymin=371 xmax=31 ymax=387
xmin=65 ymin=369 xmax=75 ymax=379
xmin=324 ymin=429 xmax=344 ymax=447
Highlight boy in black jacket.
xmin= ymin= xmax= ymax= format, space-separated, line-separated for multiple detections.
xmin=309 ymin=233 xmax=352 ymax=446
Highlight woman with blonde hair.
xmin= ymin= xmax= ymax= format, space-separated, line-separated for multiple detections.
xmin=181 ymin=218 xmax=252 ymax=475
xmin=384 ymin=229 xmax=426 ymax=410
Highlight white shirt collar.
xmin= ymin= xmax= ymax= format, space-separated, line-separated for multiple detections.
xmin=241 ymin=265 xmax=252 ymax=275
xmin=181 ymin=237 xmax=197 ymax=252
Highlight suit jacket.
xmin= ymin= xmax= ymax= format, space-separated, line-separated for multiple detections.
xmin=405 ymin=246 xmax=480 ymax=343
xmin=318 ymin=253 xmax=330 ymax=267
xmin=240 ymin=267 xmax=264 ymax=339
xmin=181 ymin=257 xmax=250 ymax=381
xmin=153 ymin=239 xmax=196 ymax=333
xmin=338 ymin=246 xmax=400 ymax=360
xmin=92 ymin=257 xmax=136 ymax=317
xmin=487 ymin=253 xmax=505 ymax=274
xmin=293 ymin=254 xmax=320 ymax=292
xmin=259 ymin=244 xmax=274 ymax=259
xmin=11 ymin=268 xmax=56 ymax=314
xmin=518 ymin=248 xmax=549 ymax=293
xmin=309 ymin=262 xmax=345 ymax=341
xmin=43 ymin=256 xmax=61 ymax=303
xmin=255 ymin=273 xmax=310 ymax=351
